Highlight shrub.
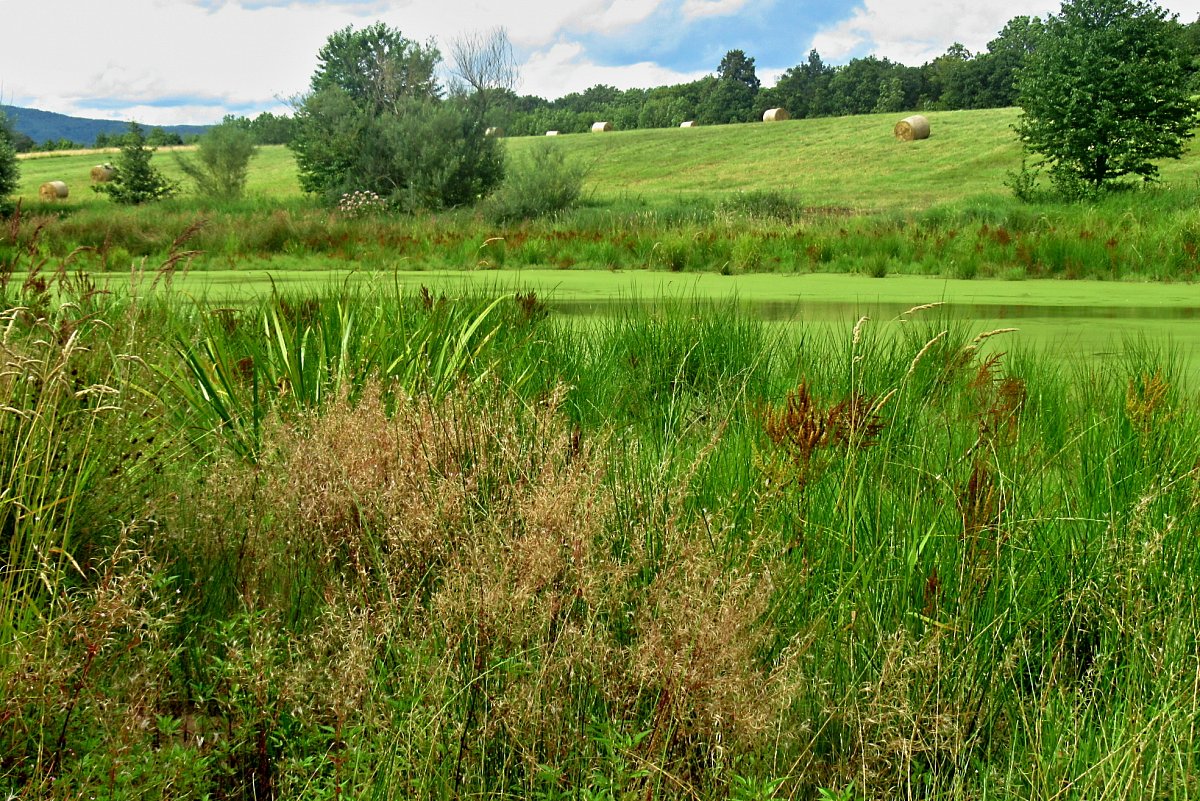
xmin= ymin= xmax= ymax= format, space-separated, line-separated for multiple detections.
xmin=290 ymin=23 xmax=504 ymax=211
xmin=174 ymin=121 xmax=257 ymax=200
xmin=717 ymin=189 xmax=804 ymax=223
xmin=482 ymin=141 xmax=587 ymax=223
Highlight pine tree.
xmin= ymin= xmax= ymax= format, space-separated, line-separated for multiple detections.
xmin=0 ymin=112 xmax=19 ymax=208
xmin=95 ymin=122 xmax=179 ymax=204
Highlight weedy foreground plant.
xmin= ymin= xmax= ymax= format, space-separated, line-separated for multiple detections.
xmin=1 ymin=268 xmax=1198 ymax=799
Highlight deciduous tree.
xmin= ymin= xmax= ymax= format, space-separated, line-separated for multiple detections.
xmin=290 ymin=22 xmax=503 ymax=209
xmin=1016 ymin=0 xmax=1197 ymax=194
xmin=701 ymin=49 xmax=760 ymax=123
xmin=174 ymin=121 xmax=258 ymax=200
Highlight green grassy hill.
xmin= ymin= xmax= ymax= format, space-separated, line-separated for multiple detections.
xmin=18 ymin=107 xmax=1200 ymax=211
xmin=510 ymin=108 xmax=1038 ymax=210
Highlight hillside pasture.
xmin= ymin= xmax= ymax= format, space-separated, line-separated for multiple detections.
xmin=17 ymin=107 xmax=1200 ymax=210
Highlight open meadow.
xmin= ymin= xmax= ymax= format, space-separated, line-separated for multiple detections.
xmin=3 ymin=108 xmax=1200 ymax=799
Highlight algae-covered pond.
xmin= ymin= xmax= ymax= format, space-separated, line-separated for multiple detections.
xmin=148 ymin=269 xmax=1200 ymax=380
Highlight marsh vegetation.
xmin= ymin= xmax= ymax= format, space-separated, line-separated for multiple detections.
xmin=0 ymin=256 xmax=1198 ymax=798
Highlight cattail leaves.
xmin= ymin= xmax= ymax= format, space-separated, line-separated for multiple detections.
xmin=170 ymin=289 xmax=516 ymax=460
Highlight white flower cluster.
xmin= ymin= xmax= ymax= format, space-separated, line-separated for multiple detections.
xmin=337 ymin=190 xmax=388 ymax=218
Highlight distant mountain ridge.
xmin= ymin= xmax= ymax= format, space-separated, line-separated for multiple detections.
xmin=0 ymin=104 xmax=212 ymax=145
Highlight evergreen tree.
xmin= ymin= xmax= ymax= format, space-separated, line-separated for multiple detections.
xmin=94 ymin=122 xmax=179 ymax=204
xmin=0 ymin=113 xmax=19 ymax=208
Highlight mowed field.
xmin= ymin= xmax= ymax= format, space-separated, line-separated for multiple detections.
xmin=22 ymin=107 xmax=1200 ymax=210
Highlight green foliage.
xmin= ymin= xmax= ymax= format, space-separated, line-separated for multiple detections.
xmin=171 ymin=291 xmax=517 ymax=460
xmin=94 ymin=122 xmax=179 ymax=205
xmin=1005 ymin=157 xmax=1044 ymax=202
xmin=0 ymin=114 xmax=18 ymax=208
xmin=311 ymin=21 xmax=441 ymax=111
xmin=717 ymin=189 xmax=805 ymax=223
xmin=174 ymin=121 xmax=258 ymax=200
xmin=483 ymin=141 xmax=587 ymax=223
xmin=701 ymin=49 xmax=761 ymax=124
xmin=146 ymin=126 xmax=183 ymax=147
xmin=291 ymin=23 xmax=504 ymax=209
xmin=1016 ymin=0 xmax=1198 ymax=195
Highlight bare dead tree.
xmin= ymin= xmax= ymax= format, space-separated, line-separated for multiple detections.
xmin=449 ymin=27 xmax=518 ymax=115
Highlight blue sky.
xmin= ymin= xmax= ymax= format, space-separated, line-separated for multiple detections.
xmin=2 ymin=0 xmax=1199 ymax=125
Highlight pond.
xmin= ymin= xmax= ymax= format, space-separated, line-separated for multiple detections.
xmin=162 ymin=268 xmax=1200 ymax=383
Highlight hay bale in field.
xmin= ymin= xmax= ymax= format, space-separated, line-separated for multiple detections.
xmin=762 ymin=108 xmax=789 ymax=122
xmin=90 ymin=163 xmax=116 ymax=182
xmin=485 ymin=127 xmax=504 ymax=138
xmin=894 ymin=115 xmax=930 ymax=141
xmin=591 ymin=121 xmax=613 ymax=132
xmin=680 ymin=120 xmax=697 ymax=127
xmin=39 ymin=181 xmax=69 ymax=200
xmin=545 ymin=130 xmax=559 ymax=136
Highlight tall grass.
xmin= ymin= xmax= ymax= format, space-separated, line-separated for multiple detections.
xmin=8 ymin=180 xmax=1200 ymax=279
xmin=2 ymin=283 xmax=1198 ymax=799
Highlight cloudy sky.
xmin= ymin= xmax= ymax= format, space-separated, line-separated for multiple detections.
xmin=2 ymin=0 xmax=1200 ymax=125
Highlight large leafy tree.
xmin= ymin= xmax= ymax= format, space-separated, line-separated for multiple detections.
xmin=770 ymin=51 xmax=834 ymax=119
xmin=1016 ymin=0 xmax=1197 ymax=193
xmin=701 ymin=50 xmax=760 ymax=123
xmin=291 ymin=22 xmax=503 ymax=209
xmin=311 ymin=22 xmax=441 ymax=112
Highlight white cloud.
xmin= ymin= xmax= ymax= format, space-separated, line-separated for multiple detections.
xmin=681 ymin=0 xmax=752 ymax=20
xmin=0 ymin=0 xmax=680 ymax=123
xmin=520 ymin=40 xmax=705 ymax=99
xmin=811 ymin=0 xmax=1200 ymax=65
xmin=578 ymin=0 xmax=667 ymax=31
xmin=810 ymin=0 xmax=1050 ymax=64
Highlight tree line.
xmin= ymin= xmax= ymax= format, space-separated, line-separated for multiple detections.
xmin=489 ymin=12 xmax=1200 ymax=135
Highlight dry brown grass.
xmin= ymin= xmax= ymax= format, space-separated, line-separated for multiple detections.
xmin=0 ymin=528 xmax=178 ymax=790
xmin=166 ymin=382 xmax=798 ymax=793
xmin=759 ymin=380 xmax=887 ymax=489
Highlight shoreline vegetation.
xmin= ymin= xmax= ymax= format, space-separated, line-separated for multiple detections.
xmin=6 ymin=109 xmax=1200 ymax=283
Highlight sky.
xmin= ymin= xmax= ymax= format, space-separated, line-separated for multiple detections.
xmin=2 ymin=0 xmax=1200 ymax=126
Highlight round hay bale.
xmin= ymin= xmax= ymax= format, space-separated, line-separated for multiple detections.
xmin=591 ymin=121 xmax=613 ymax=132
xmin=545 ymin=130 xmax=560 ymax=136
xmin=894 ymin=115 xmax=930 ymax=141
xmin=679 ymin=120 xmax=697 ymax=128
xmin=762 ymin=108 xmax=789 ymax=122
xmin=39 ymin=181 xmax=69 ymax=200
xmin=484 ymin=127 xmax=504 ymax=138
xmin=90 ymin=164 xmax=116 ymax=182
